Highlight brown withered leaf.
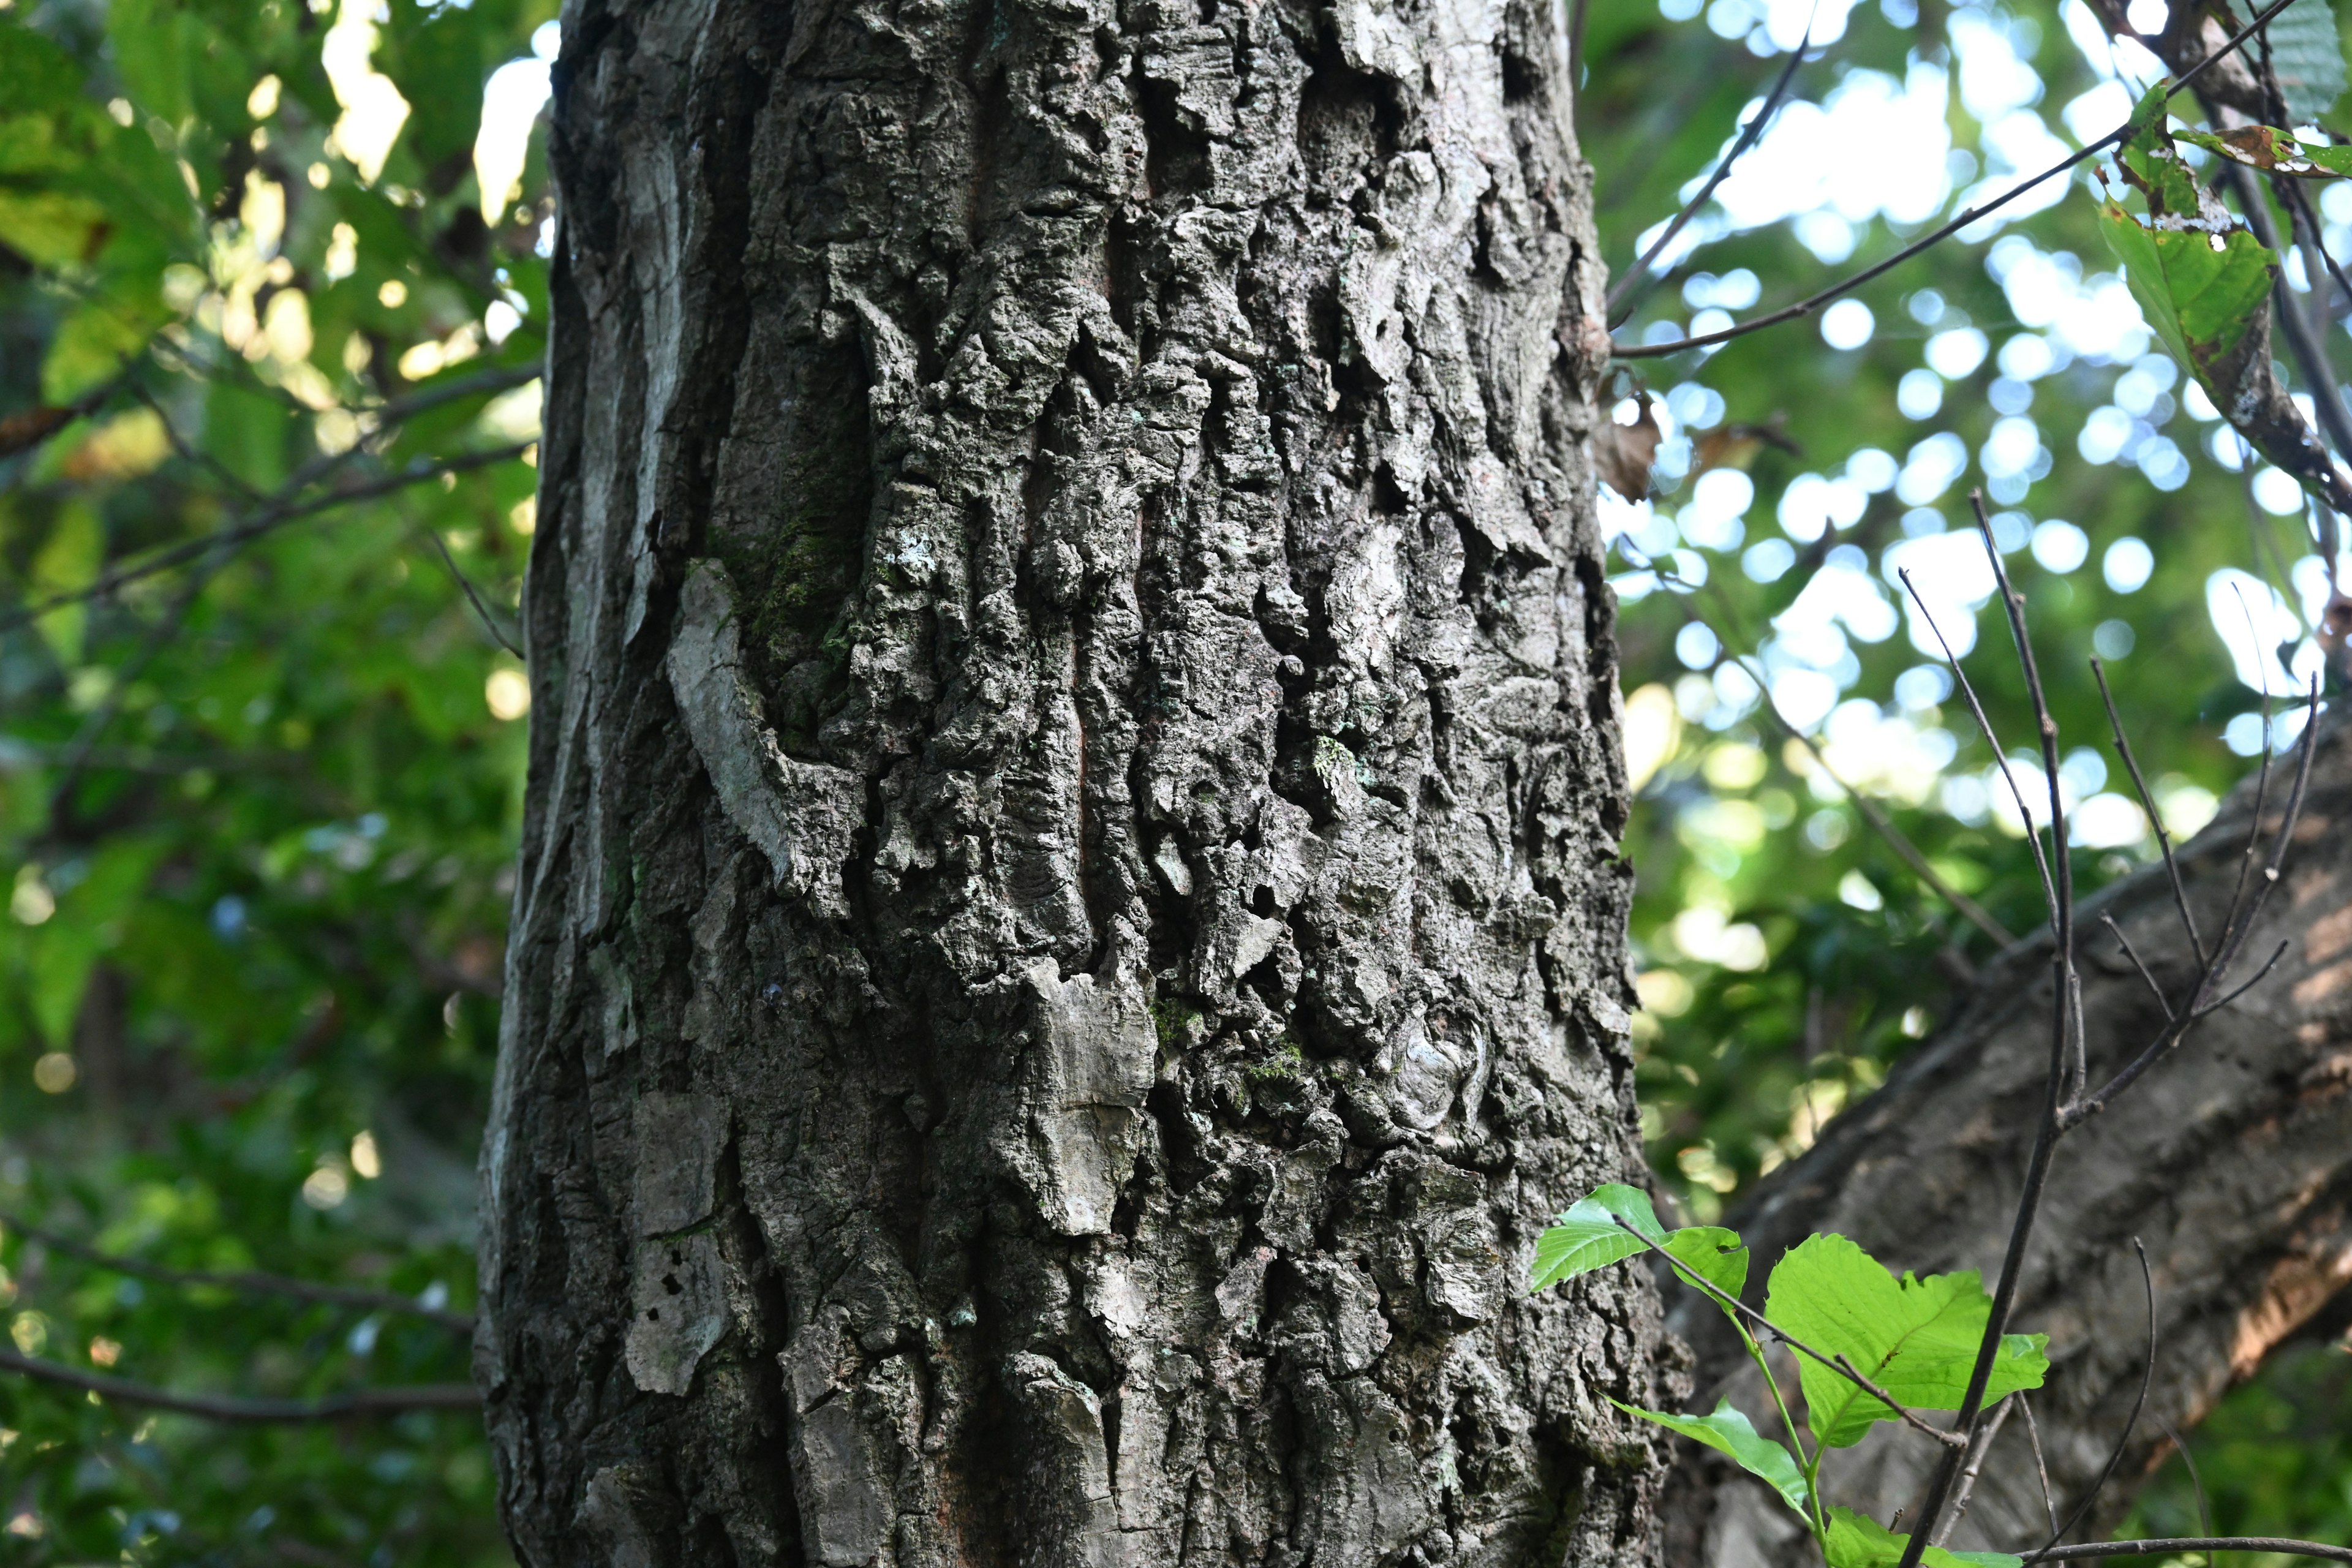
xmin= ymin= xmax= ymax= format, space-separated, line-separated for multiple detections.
xmin=1594 ymin=391 xmax=1661 ymax=502
xmin=1694 ymin=414 xmax=1801 ymax=476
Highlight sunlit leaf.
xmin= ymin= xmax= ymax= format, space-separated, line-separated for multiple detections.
xmin=1610 ymin=1396 xmax=1810 ymax=1515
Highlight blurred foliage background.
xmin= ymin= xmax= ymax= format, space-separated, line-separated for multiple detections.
xmin=0 ymin=0 xmax=549 ymax=1559
xmin=1588 ymin=0 xmax=2352 ymax=1555
xmin=0 ymin=0 xmax=2343 ymax=1559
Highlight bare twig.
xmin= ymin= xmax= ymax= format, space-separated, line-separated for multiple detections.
xmin=2099 ymin=913 xmax=2174 ymax=1020
xmin=2150 ymin=1411 xmax=2214 ymax=1542
xmin=2019 ymin=1394 xmax=2060 ymax=1539
xmin=1614 ymin=0 xmax=2306 ymax=361
xmin=1970 ymin=491 xmax=2072 ymax=938
xmin=1897 ymin=568 xmax=2060 ymax=919
xmin=2022 ymin=1540 xmax=2352 ymax=1563
xmin=1606 ymin=7 xmax=1819 ymax=322
xmin=415 ymin=523 xmax=526 ymax=658
xmin=1637 ymin=564 xmax=2015 ymax=944
xmin=2092 ymin=658 xmax=2206 ymax=966
xmin=5 ymin=1213 xmax=474 ymax=1333
xmin=0 ymin=1347 xmax=477 ymax=1423
xmin=2067 ymin=680 xmax=2320 ymax=1123
xmin=1932 ymin=1393 xmax=2015 ymax=1547
xmin=2195 ymin=937 xmax=2293 ymax=1016
xmin=2038 ymin=1240 xmax=2157 ymax=1553
xmin=0 ymin=443 xmax=533 ymax=635
xmin=48 ymin=559 xmax=228 ymax=829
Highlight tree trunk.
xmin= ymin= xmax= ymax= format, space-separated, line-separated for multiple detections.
xmin=477 ymin=0 xmax=1667 ymax=1563
xmin=1663 ymin=715 xmax=2352 ymax=1565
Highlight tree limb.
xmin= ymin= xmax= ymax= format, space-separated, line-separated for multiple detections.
xmin=0 ymin=1348 xmax=477 ymax=1423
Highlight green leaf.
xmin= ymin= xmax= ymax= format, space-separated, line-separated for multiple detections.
xmin=2115 ymin=80 xmax=2200 ymax=214
xmin=2264 ymin=0 xmax=2346 ymax=126
xmin=41 ymin=293 xmax=162 ymax=404
xmin=1820 ymin=1507 xmax=2022 ymax=1568
xmin=1664 ymin=1225 xmax=1749 ymax=1300
xmin=2095 ymin=198 xmax=2275 ymax=395
xmin=1529 ymin=1182 xmax=1665 ymax=1291
xmin=1765 ymin=1235 xmax=2048 ymax=1449
xmin=1608 ymin=1397 xmax=1809 ymax=1517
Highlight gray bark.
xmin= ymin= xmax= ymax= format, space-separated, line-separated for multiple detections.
xmin=1664 ymin=715 xmax=2352 ymax=1565
xmin=477 ymin=0 xmax=1667 ymax=1564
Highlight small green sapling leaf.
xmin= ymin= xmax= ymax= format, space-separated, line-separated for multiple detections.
xmin=1663 ymin=1225 xmax=1749 ymax=1300
xmin=1820 ymin=1507 xmax=2024 ymax=1568
xmin=1530 ymin=1183 xmax=1665 ymax=1291
xmin=1765 ymin=1235 xmax=2047 ymax=1449
xmin=1607 ymin=1396 xmax=1809 ymax=1516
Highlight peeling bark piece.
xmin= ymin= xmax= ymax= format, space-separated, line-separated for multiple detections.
xmin=1023 ymin=963 xmax=1158 ymax=1236
xmin=665 ymin=560 xmax=861 ymax=916
xmin=1008 ymin=1354 xmax=1123 ymax=1568
xmin=632 ymin=1090 xmax=725 ymax=1235
xmin=624 ymin=1230 xmax=726 ymax=1395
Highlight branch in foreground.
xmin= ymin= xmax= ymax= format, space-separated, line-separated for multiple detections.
xmin=0 ymin=1347 xmax=477 ymax=1424
xmin=2024 ymin=1540 xmax=2352 ymax=1564
xmin=0 ymin=442 xmax=533 ymax=635
xmin=1611 ymin=0 xmax=2303 ymax=360
xmin=6 ymin=1214 xmax=475 ymax=1334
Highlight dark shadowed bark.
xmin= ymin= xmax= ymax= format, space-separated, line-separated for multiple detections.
xmin=1662 ymin=714 xmax=2352 ymax=1565
xmin=477 ymin=0 xmax=1670 ymax=1563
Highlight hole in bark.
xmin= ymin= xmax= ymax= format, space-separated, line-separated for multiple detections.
xmin=646 ymin=1308 xmax=660 ymax=1321
xmin=1500 ymin=48 xmax=1537 ymax=104
xmin=1299 ymin=28 xmax=1404 ymax=195
xmin=663 ymin=1273 xmax=684 ymax=1295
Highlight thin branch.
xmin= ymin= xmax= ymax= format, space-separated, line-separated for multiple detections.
xmin=2195 ymin=937 xmax=2293 ymax=1016
xmin=4 ymin=1213 xmax=474 ymax=1333
xmin=2092 ymin=657 xmax=2206 ymax=967
xmin=1639 ymin=564 xmax=2015 ymax=944
xmin=2022 ymin=1540 xmax=2352 ymax=1563
xmin=2038 ymin=1239 xmax=2157 ymax=1554
xmin=2150 ymin=1411 xmax=2214 ymax=1542
xmin=0 ymin=443 xmax=533 ymax=635
xmin=48 ymin=558 xmax=228 ymax=830
xmin=2019 ymin=1394 xmax=2060 ymax=1539
xmin=2099 ymin=913 xmax=2174 ymax=1021
xmin=1898 ymin=567 xmax=2060 ymax=921
xmin=1932 ymin=1393 xmax=2015 ymax=1547
xmin=1612 ymin=1218 xmax=1967 ymax=1451
xmin=1613 ymin=0 xmax=2306 ymax=361
xmin=415 ymin=523 xmax=526 ymax=658
xmin=129 ymin=380 xmax=263 ymax=505
xmin=1970 ymin=491 xmax=2073 ymax=940
xmin=2070 ymin=679 xmax=2320 ymax=1121
xmin=0 ymin=1348 xmax=477 ymax=1424
xmin=1606 ymin=8 xmax=1819 ymax=322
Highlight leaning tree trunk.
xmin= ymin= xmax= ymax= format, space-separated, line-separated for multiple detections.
xmin=1663 ymin=714 xmax=2352 ymax=1565
xmin=477 ymin=0 xmax=1667 ymax=1562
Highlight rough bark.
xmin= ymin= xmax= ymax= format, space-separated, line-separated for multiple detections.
xmin=1662 ymin=715 xmax=2352 ymax=1566
xmin=478 ymin=0 xmax=1665 ymax=1564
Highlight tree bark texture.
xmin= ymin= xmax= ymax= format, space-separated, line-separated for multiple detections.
xmin=478 ymin=0 xmax=1664 ymax=1564
xmin=1662 ymin=715 xmax=2352 ymax=1566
